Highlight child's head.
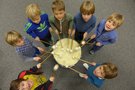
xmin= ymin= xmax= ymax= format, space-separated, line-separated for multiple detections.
xmin=26 ymin=3 xmax=41 ymax=24
xmin=5 ymin=30 xmax=24 ymax=46
xmin=80 ymin=0 xmax=95 ymax=22
xmin=52 ymin=0 xmax=65 ymax=21
xmin=10 ymin=79 xmax=33 ymax=90
xmin=94 ymin=63 xmax=118 ymax=79
xmin=105 ymin=13 xmax=124 ymax=31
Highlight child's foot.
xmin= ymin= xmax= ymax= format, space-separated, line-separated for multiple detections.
xmin=89 ymin=50 xmax=95 ymax=55
xmin=83 ymin=63 xmax=89 ymax=70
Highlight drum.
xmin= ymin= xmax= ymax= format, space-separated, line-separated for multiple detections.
xmin=52 ymin=38 xmax=81 ymax=68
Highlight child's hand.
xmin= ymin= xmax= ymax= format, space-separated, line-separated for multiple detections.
xmin=37 ymin=47 xmax=45 ymax=53
xmin=35 ymin=37 xmax=40 ymax=41
xmin=49 ymin=76 xmax=55 ymax=82
xmin=55 ymin=30 xmax=59 ymax=35
xmin=90 ymin=62 xmax=96 ymax=66
xmin=90 ymin=34 xmax=96 ymax=39
xmin=83 ymin=74 xmax=88 ymax=79
xmin=37 ymin=63 xmax=42 ymax=68
xmin=96 ymin=42 xmax=102 ymax=46
xmin=33 ymin=57 xmax=41 ymax=61
xmin=68 ymin=29 xmax=71 ymax=35
xmin=81 ymin=41 xmax=86 ymax=45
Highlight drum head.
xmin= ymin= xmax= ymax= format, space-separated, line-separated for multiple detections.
xmin=52 ymin=38 xmax=81 ymax=68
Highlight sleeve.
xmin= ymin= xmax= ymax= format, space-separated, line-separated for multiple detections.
xmin=45 ymin=14 xmax=51 ymax=28
xmin=87 ymin=77 xmax=102 ymax=88
xmin=16 ymin=52 xmax=34 ymax=62
xmin=98 ymin=38 xmax=117 ymax=45
xmin=86 ymin=16 xmax=96 ymax=33
xmin=96 ymin=33 xmax=117 ymax=45
xmin=73 ymin=16 xmax=76 ymax=30
xmin=29 ymin=65 xmax=40 ymax=72
xmin=94 ymin=20 xmax=105 ymax=37
xmin=35 ymin=80 xmax=53 ymax=90
xmin=49 ymin=16 xmax=57 ymax=31
xmin=24 ymin=22 xmax=37 ymax=38
xmin=68 ymin=14 xmax=74 ymax=29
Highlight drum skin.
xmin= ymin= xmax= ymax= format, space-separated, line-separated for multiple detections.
xmin=52 ymin=38 xmax=81 ymax=68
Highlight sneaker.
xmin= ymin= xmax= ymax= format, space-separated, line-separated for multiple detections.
xmin=89 ymin=50 xmax=94 ymax=55
xmin=79 ymin=73 xmax=85 ymax=78
xmin=83 ymin=63 xmax=89 ymax=70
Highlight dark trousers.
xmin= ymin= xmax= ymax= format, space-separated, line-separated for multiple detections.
xmin=33 ymin=47 xmax=41 ymax=57
xmin=41 ymin=32 xmax=52 ymax=47
xmin=75 ymin=31 xmax=85 ymax=43
xmin=89 ymin=38 xmax=104 ymax=52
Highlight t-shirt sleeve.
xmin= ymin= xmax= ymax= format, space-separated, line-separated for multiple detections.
xmin=49 ymin=16 xmax=57 ymax=31
xmin=67 ymin=14 xmax=74 ymax=29
xmin=24 ymin=22 xmax=37 ymax=38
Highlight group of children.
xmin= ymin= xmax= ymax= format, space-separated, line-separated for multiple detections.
xmin=5 ymin=0 xmax=124 ymax=89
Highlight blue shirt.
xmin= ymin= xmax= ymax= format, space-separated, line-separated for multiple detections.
xmin=16 ymin=37 xmax=40 ymax=62
xmin=24 ymin=13 xmax=51 ymax=39
xmin=86 ymin=64 xmax=104 ymax=88
xmin=74 ymin=12 xmax=96 ymax=33
xmin=94 ymin=19 xmax=118 ymax=45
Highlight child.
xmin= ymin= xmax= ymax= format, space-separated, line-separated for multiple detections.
xmin=24 ymin=3 xmax=52 ymax=47
xmin=73 ymin=0 xmax=96 ymax=43
xmin=49 ymin=0 xmax=74 ymax=38
xmin=79 ymin=62 xmax=118 ymax=88
xmin=5 ymin=30 xmax=45 ymax=62
xmin=10 ymin=63 xmax=59 ymax=90
xmin=86 ymin=13 xmax=124 ymax=54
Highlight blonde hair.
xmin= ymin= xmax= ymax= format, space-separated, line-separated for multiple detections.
xmin=26 ymin=3 xmax=41 ymax=21
xmin=5 ymin=30 xmax=22 ymax=46
xmin=52 ymin=0 xmax=65 ymax=12
xmin=107 ymin=13 xmax=124 ymax=29
xmin=80 ymin=0 xmax=95 ymax=15
xmin=102 ymin=63 xmax=118 ymax=79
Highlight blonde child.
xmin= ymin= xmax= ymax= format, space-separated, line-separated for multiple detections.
xmin=5 ymin=30 xmax=44 ymax=62
xmin=49 ymin=0 xmax=74 ymax=38
xmin=79 ymin=62 xmax=118 ymax=88
xmin=74 ymin=0 xmax=96 ymax=43
xmin=85 ymin=13 xmax=124 ymax=54
xmin=24 ymin=3 xmax=52 ymax=47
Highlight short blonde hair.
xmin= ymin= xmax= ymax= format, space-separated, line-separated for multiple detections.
xmin=80 ymin=0 xmax=95 ymax=15
xmin=52 ymin=0 xmax=65 ymax=12
xmin=102 ymin=63 xmax=118 ymax=79
xmin=107 ymin=13 xmax=124 ymax=29
xmin=5 ymin=30 xmax=22 ymax=46
xmin=26 ymin=3 xmax=41 ymax=21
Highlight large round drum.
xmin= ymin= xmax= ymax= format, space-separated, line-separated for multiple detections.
xmin=52 ymin=38 xmax=81 ymax=68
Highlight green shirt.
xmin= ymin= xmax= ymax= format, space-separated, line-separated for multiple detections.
xmin=49 ymin=13 xmax=74 ymax=36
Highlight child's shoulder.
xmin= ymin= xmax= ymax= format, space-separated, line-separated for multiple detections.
xmin=41 ymin=12 xmax=48 ymax=17
xmin=66 ymin=13 xmax=73 ymax=17
xmin=74 ymin=12 xmax=81 ymax=18
xmin=100 ymin=19 xmax=106 ymax=23
xmin=49 ymin=15 xmax=55 ymax=22
xmin=98 ymin=19 xmax=106 ymax=26
xmin=66 ymin=13 xmax=73 ymax=20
